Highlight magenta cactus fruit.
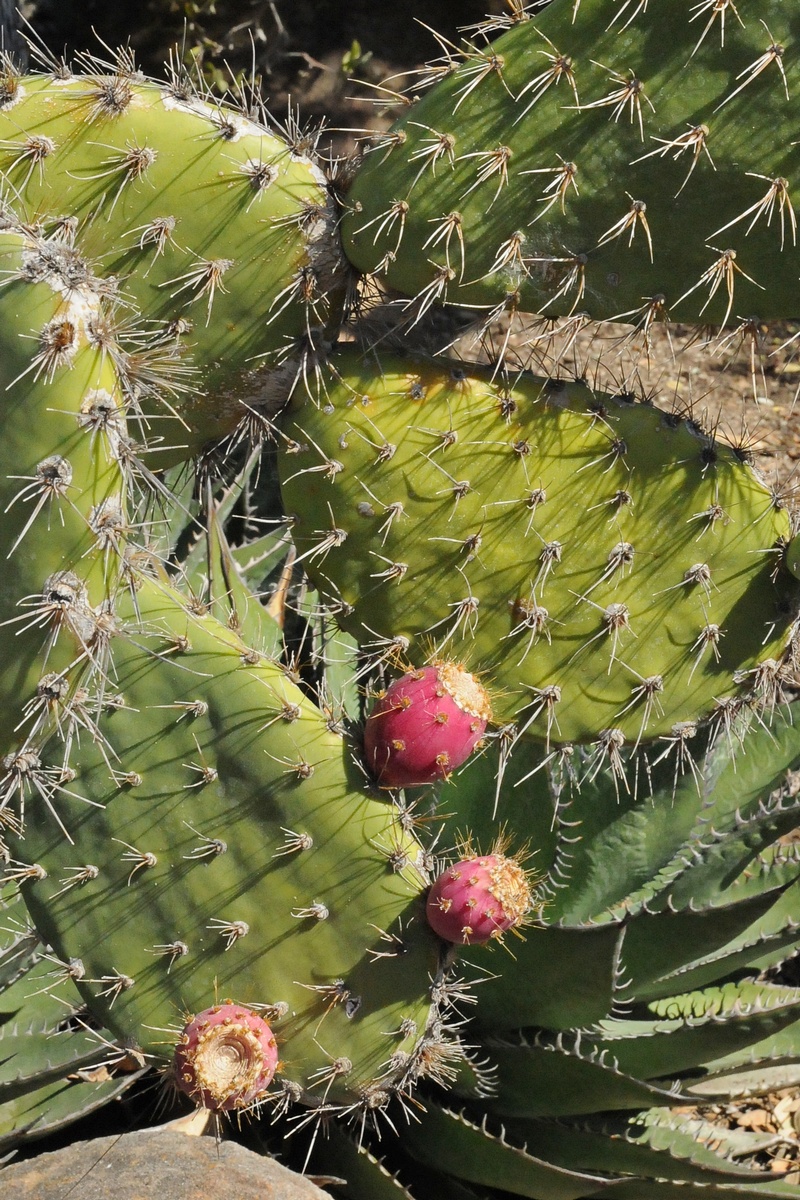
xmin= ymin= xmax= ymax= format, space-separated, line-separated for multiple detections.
xmin=364 ymin=661 xmax=492 ymax=788
xmin=426 ymin=854 xmax=533 ymax=945
xmin=172 ymin=1003 xmax=278 ymax=1112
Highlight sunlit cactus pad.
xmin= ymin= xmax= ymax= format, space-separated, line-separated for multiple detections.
xmin=0 ymin=62 xmax=343 ymax=449
xmin=342 ymin=0 xmax=799 ymax=324
xmin=279 ymin=351 xmax=799 ymax=745
xmin=13 ymin=575 xmax=445 ymax=1112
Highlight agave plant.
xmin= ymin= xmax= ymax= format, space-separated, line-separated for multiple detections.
xmin=0 ymin=0 xmax=798 ymax=1195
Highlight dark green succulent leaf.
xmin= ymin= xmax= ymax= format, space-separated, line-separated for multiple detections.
xmin=0 ymin=958 xmax=120 ymax=1102
xmin=683 ymin=1007 xmax=800 ymax=1096
xmin=453 ymin=740 xmax=622 ymax=1031
xmin=316 ymin=621 xmax=361 ymax=726
xmin=0 ymin=1072 xmax=144 ymax=1151
xmin=0 ymin=931 xmax=40 ymax=999
xmin=315 ymin=1126 xmax=416 ymax=1200
xmin=468 ymin=923 xmax=622 ymax=1033
xmin=200 ymin=501 xmax=284 ymax=658
xmin=575 ymin=980 xmax=800 ymax=1083
xmin=473 ymin=1033 xmax=694 ymax=1118
xmin=648 ymin=981 xmax=800 ymax=1022
xmin=656 ymin=798 xmax=800 ymax=917
xmin=697 ymin=1010 xmax=800 ymax=1079
xmin=586 ymin=1178 xmax=800 ymax=1200
xmin=566 ymin=705 xmax=800 ymax=927
xmin=400 ymin=1103 xmax=613 ymax=1200
xmin=500 ymin=1109 xmax=788 ymax=1186
xmin=433 ymin=734 xmax=557 ymax=863
xmin=621 ymin=885 xmax=800 ymax=1002
xmin=229 ymin=529 xmax=294 ymax=594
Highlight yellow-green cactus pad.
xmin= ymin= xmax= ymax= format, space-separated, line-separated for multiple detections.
xmin=279 ymin=350 xmax=800 ymax=747
xmin=0 ymin=61 xmax=345 ymax=452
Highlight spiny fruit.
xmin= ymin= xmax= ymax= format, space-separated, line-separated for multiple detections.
xmin=364 ymin=662 xmax=492 ymax=787
xmin=172 ymin=1003 xmax=278 ymax=1112
xmin=426 ymin=853 xmax=533 ymax=945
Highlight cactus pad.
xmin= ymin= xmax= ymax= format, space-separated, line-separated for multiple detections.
xmin=0 ymin=65 xmax=344 ymax=454
xmin=11 ymin=574 xmax=447 ymax=1113
xmin=279 ymin=350 xmax=799 ymax=746
xmin=342 ymin=0 xmax=800 ymax=325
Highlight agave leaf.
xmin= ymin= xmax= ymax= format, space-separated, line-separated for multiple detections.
xmin=686 ymin=1061 xmax=800 ymax=1098
xmin=400 ymin=1103 xmax=613 ymax=1200
xmin=313 ymin=1127 xmax=416 ymax=1200
xmin=0 ymin=1073 xmax=143 ymax=1151
xmin=648 ymin=981 xmax=800 ymax=1022
xmin=657 ymin=797 xmax=800 ymax=917
xmin=696 ymin=1012 xmax=800 ymax=1080
xmin=431 ymin=729 xmax=558 ymax=856
xmin=468 ymin=923 xmax=622 ymax=1033
xmin=567 ymin=705 xmax=800 ymax=927
xmin=200 ymin=500 xmax=283 ymax=658
xmin=474 ymin=1033 xmax=695 ymax=1118
xmin=500 ymin=1109 xmax=787 ymax=1186
xmin=0 ymin=959 xmax=118 ymax=1102
xmin=318 ymin=624 xmax=361 ymax=726
xmin=0 ymin=929 xmax=40 ymax=996
xmin=621 ymin=886 xmax=800 ymax=1001
xmin=229 ymin=529 xmax=294 ymax=594
xmin=585 ymin=1178 xmax=800 ymax=1199
xmin=574 ymin=981 xmax=800 ymax=1083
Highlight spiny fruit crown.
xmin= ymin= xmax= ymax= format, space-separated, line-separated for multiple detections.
xmin=172 ymin=1003 xmax=279 ymax=1112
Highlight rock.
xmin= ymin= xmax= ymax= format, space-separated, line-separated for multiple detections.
xmin=0 ymin=1128 xmax=334 ymax=1199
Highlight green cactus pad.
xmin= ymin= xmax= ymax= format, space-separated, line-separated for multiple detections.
xmin=278 ymin=351 xmax=799 ymax=746
xmin=0 ymin=227 xmax=130 ymax=759
xmin=11 ymin=573 xmax=446 ymax=1111
xmin=0 ymin=224 xmax=445 ymax=1119
xmin=341 ymin=0 xmax=800 ymax=325
xmin=0 ymin=64 xmax=344 ymax=454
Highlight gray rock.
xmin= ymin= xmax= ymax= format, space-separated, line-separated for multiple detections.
xmin=0 ymin=1128 xmax=334 ymax=1200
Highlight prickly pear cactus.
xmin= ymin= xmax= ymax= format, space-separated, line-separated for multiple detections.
xmin=341 ymin=0 xmax=800 ymax=325
xmin=0 ymin=225 xmax=128 ymax=759
xmin=279 ymin=348 xmax=800 ymax=747
xmin=2 ymin=9 xmax=800 ymax=1197
xmin=0 ymin=55 xmax=345 ymax=455
xmin=0 ymin=220 xmax=448 ymax=1120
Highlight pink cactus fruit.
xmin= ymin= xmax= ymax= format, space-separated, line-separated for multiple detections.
xmin=172 ymin=1003 xmax=278 ymax=1111
xmin=364 ymin=661 xmax=492 ymax=788
xmin=426 ymin=853 xmax=533 ymax=945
